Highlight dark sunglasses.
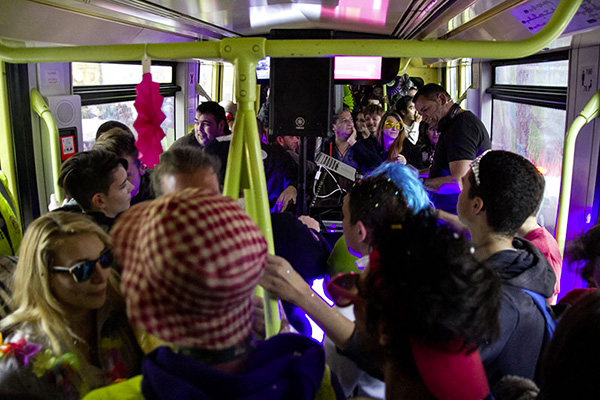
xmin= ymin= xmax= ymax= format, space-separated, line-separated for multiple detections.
xmin=52 ymin=248 xmax=113 ymax=282
xmin=326 ymin=272 xmax=366 ymax=307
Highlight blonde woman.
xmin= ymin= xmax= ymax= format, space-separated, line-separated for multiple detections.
xmin=0 ymin=212 xmax=142 ymax=399
xmin=376 ymin=110 xmax=407 ymax=164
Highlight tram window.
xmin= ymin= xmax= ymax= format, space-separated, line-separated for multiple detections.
xmin=222 ymin=63 xmax=234 ymax=102
xmin=495 ymin=60 xmax=568 ymax=87
xmin=80 ymin=97 xmax=174 ymax=151
xmin=73 ymin=62 xmax=173 ymax=86
xmin=198 ymin=61 xmax=214 ymax=101
xmin=446 ymin=59 xmax=458 ymax=101
xmin=72 ymin=61 xmax=178 ymax=151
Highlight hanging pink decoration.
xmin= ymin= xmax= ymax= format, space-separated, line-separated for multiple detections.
xmin=133 ymin=72 xmax=166 ymax=169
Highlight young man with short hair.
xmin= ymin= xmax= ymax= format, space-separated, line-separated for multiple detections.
xmin=456 ymin=150 xmax=555 ymax=385
xmin=172 ymin=101 xmax=230 ymax=149
xmin=57 ymin=150 xmax=133 ymax=231
xmin=395 ymin=95 xmax=421 ymax=145
xmin=93 ymin=127 xmax=154 ymax=205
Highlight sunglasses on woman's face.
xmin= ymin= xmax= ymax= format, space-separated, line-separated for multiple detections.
xmin=52 ymin=248 xmax=113 ymax=283
xmin=326 ymin=272 xmax=366 ymax=307
xmin=384 ymin=120 xmax=402 ymax=131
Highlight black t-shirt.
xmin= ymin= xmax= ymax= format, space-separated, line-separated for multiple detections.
xmin=429 ymin=110 xmax=491 ymax=179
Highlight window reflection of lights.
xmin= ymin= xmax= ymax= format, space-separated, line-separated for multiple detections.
xmin=249 ymin=4 xmax=319 ymax=28
xmin=321 ymin=0 xmax=389 ymax=26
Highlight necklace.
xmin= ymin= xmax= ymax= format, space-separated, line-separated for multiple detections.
xmin=336 ymin=143 xmax=349 ymax=160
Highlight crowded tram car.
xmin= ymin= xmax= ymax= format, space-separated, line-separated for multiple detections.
xmin=0 ymin=0 xmax=599 ymax=398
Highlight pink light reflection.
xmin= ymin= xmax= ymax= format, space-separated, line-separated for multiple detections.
xmin=415 ymin=0 xmax=437 ymax=22
xmin=321 ymin=0 xmax=390 ymax=27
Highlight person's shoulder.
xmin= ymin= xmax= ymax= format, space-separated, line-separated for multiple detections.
xmin=171 ymin=132 xmax=199 ymax=149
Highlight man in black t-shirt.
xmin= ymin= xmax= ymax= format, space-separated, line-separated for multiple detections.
xmin=414 ymin=84 xmax=490 ymax=212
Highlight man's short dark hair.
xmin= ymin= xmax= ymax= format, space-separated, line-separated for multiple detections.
xmin=468 ymin=150 xmax=545 ymax=236
xmin=96 ymin=121 xmax=134 ymax=140
xmin=58 ymin=150 xmax=127 ymax=211
xmin=93 ymin=128 xmax=140 ymax=166
xmin=395 ymin=95 xmax=414 ymax=114
xmin=362 ymin=103 xmax=384 ymax=117
xmin=366 ymin=212 xmax=501 ymax=368
xmin=197 ymin=102 xmax=231 ymax=134
xmin=151 ymin=147 xmax=221 ymax=196
xmin=333 ymin=105 xmax=351 ymax=124
xmin=413 ymin=83 xmax=451 ymax=104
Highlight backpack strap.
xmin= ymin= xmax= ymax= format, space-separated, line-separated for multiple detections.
xmin=521 ymin=288 xmax=556 ymax=338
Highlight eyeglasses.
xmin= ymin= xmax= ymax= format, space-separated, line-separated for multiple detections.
xmin=52 ymin=248 xmax=113 ymax=282
xmin=384 ymin=120 xmax=403 ymax=131
xmin=326 ymin=272 xmax=366 ymax=307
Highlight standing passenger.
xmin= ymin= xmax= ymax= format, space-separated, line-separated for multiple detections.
xmin=414 ymin=84 xmax=490 ymax=213
xmin=171 ymin=101 xmax=230 ymax=149
xmin=456 ymin=150 xmax=555 ymax=385
xmin=85 ymin=189 xmax=344 ymax=399
xmin=0 ymin=212 xmax=142 ymax=399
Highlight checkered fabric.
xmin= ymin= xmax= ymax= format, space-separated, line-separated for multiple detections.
xmin=112 ymin=188 xmax=267 ymax=350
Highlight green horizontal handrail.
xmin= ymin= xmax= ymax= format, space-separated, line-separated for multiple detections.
xmin=0 ymin=0 xmax=581 ymax=64
xmin=30 ymin=88 xmax=63 ymax=204
xmin=556 ymin=90 xmax=600 ymax=256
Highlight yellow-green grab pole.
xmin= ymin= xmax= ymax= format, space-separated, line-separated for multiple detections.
xmin=30 ymin=88 xmax=63 ymax=204
xmin=0 ymin=60 xmax=18 ymax=208
xmin=556 ymin=90 xmax=600 ymax=256
xmin=220 ymin=38 xmax=280 ymax=337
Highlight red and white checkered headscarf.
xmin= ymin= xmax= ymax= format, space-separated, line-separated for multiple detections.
xmin=112 ymin=188 xmax=267 ymax=350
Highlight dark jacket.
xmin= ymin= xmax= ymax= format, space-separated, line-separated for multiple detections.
xmin=480 ymin=237 xmax=556 ymax=386
xmin=140 ymin=334 xmax=344 ymax=400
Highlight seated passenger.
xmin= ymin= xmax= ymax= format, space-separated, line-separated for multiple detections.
xmin=374 ymin=110 xmax=407 ymax=164
xmin=327 ymin=212 xmax=501 ymax=400
xmin=56 ymin=150 xmax=134 ymax=232
xmin=322 ymin=106 xmax=382 ymax=176
xmin=456 ymin=150 xmax=555 ymax=385
xmin=0 ymin=212 xmax=142 ymax=399
xmin=85 ymin=188 xmax=343 ymax=399
xmin=93 ymin=127 xmax=155 ymax=205
xmin=261 ymin=163 xmax=432 ymax=397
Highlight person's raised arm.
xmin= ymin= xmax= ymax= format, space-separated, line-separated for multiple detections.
xmin=260 ymin=254 xmax=356 ymax=349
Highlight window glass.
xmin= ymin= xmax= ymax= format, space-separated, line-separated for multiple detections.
xmin=495 ymin=60 xmax=568 ymax=86
xmin=81 ymin=97 xmax=174 ymax=151
xmin=491 ymin=99 xmax=566 ymax=234
xmin=222 ymin=63 xmax=235 ymax=102
xmin=198 ymin=61 xmax=214 ymax=101
xmin=73 ymin=63 xmax=172 ymax=86
xmin=446 ymin=60 xmax=458 ymax=101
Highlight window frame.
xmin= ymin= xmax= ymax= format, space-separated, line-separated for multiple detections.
xmin=73 ymin=61 xmax=181 ymax=106
xmin=486 ymin=50 xmax=568 ymax=110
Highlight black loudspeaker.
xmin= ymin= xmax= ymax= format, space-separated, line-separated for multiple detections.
xmin=269 ymin=58 xmax=334 ymax=137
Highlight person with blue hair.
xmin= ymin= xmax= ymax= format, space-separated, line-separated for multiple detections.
xmin=261 ymin=163 xmax=433 ymax=398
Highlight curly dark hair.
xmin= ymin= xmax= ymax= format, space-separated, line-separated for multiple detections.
xmin=468 ymin=150 xmax=544 ymax=236
xmin=364 ymin=212 xmax=501 ymax=370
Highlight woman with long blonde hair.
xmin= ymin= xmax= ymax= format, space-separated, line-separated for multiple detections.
xmin=0 ymin=212 xmax=141 ymax=399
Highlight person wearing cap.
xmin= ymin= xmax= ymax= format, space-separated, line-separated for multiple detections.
xmin=261 ymin=163 xmax=433 ymax=398
xmin=456 ymin=150 xmax=555 ymax=386
xmin=326 ymin=211 xmax=501 ymax=400
xmin=84 ymin=188 xmax=344 ymax=399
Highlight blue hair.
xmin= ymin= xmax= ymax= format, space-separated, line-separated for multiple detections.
xmin=370 ymin=163 xmax=433 ymax=214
